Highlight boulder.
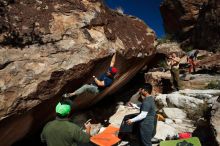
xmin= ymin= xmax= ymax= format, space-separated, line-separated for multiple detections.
xmin=165 ymin=118 xmax=174 ymax=124
xmin=162 ymin=108 xmax=187 ymax=120
xmin=179 ymin=89 xmax=220 ymax=99
xmin=211 ymin=97 xmax=220 ymax=145
xmin=160 ymin=0 xmax=220 ymax=51
xmin=156 ymin=42 xmax=185 ymax=57
xmin=109 ymin=105 xmax=139 ymax=128
xmin=156 ymin=91 xmax=207 ymax=120
xmin=166 ymin=93 xmax=205 ymax=119
xmin=168 ymin=119 xmax=195 ymax=133
xmin=160 ymin=0 xmax=208 ymax=43
xmin=145 ymin=71 xmax=172 ymax=94
xmin=197 ymin=53 xmax=220 ymax=73
xmin=180 ymin=74 xmax=220 ymax=89
xmin=145 ymin=71 xmax=171 ymax=86
xmin=155 ymin=94 xmax=168 ymax=108
xmin=192 ymin=0 xmax=220 ymax=51
xmin=154 ymin=121 xmax=178 ymax=140
xmin=0 ymin=0 xmax=156 ymax=145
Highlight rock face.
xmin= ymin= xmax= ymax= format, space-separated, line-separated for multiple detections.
xmin=197 ymin=53 xmax=220 ymax=73
xmin=162 ymin=108 xmax=187 ymax=120
xmin=145 ymin=70 xmax=220 ymax=93
xmin=0 ymin=0 xmax=156 ymax=145
xmin=160 ymin=0 xmax=220 ymax=51
xmin=109 ymin=105 xmax=139 ymax=128
xmin=160 ymin=0 xmax=208 ymax=41
xmin=155 ymin=89 xmax=220 ymax=119
xmin=154 ymin=121 xmax=178 ymax=140
xmin=155 ymin=89 xmax=220 ymax=142
xmin=156 ymin=42 xmax=185 ymax=56
xmin=211 ymin=97 xmax=220 ymax=145
xmin=192 ymin=0 xmax=220 ymax=51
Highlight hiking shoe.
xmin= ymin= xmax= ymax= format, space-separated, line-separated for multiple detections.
xmin=62 ymin=93 xmax=70 ymax=98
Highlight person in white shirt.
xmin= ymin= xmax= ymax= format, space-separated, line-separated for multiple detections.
xmin=126 ymin=83 xmax=156 ymax=146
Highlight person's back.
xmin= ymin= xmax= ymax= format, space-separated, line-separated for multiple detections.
xmin=41 ymin=101 xmax=91 ymax=146
xmin=142 ymin=96 xmax=156 ymax=119
xmin=41 ymin=119 xmax=90 ymax=146
xmin=188 ymin=50 xmax=199 ymax=60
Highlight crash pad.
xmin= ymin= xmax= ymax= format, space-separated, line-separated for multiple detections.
xmin=160 ymin=137 xmax=201 ymax=146
xmin=90 ymin=125 xmax=120 ymax=146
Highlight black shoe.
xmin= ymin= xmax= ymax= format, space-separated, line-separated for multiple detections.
xmin=69 ymin=94 xmax=77 ymax=100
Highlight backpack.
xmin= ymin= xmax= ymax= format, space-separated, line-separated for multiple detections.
xmin=176 ymin=140 xmax=194 ymax=146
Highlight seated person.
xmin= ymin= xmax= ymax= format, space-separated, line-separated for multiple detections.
xmin=63 ymin=53 xmax=117 ymax=99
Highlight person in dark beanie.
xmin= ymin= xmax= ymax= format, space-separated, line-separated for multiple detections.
xmin=63 ymin=53 xmax=117 ymax=99
xmin=41 ymin=100 xmax=91 ymax=146
xmin=126 ymin=83 xmax=156 ymax=146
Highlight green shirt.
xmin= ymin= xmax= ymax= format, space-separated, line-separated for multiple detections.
xmin=41 ymin=119 xmax=90 ymax=146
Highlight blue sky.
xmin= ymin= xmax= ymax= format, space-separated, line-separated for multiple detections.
xmin=104 ymin=0 xmax=165 ymax=38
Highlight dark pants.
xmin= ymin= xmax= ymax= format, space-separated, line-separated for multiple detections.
xmin=139 ymin=117 xmax=154 ymax=146
xmin=119 ymin=114 xmax=156 ymax=146
xmin=119 ymin=114 xmax=138 ymax=139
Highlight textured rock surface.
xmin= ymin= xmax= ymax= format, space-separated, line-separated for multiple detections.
xmin=197 ymin=53 xmax=220 ymax=73
xmin=162 ymin=108 xmax=187 ymax=120
xmin=192 ymin=0 xmax=220 ymax=51
xmin=160 ymin=0 xmax=208 ymax=41
xmin=211 ymin=97 xmax=220 ymax=145
xmin=0 ymin=0 xmax=156 ymax=145
xmin=160 ymin=0 xmax=220 ymax=51
xmin=154 ymin=121 xmax=178 ymax=140
xmin=166 ymin=93 xmax=204 ymax=119
xmin=145 ymin=70 xmax=220 ymax=93
xmin=155 ymin=89 xmax=220 ymax=120
xmin=0 ymin=0 xmax=155 ymax=119
xmin=154 ymin=90 xmax=220 ymax=142
xmin=109 ymin=105 xmax=139 ymax=128
xmin=156 ymin=42 xmax=185 ymax=56
xmin=180 ymin=74 xmax=220 ymax=89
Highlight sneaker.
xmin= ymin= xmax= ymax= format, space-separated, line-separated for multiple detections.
xmin=62 ymin=93 xmax=70 ymax=98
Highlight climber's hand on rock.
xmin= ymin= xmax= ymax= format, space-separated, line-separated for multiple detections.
xmin=109 ymin=48 xmax=116 ymax=55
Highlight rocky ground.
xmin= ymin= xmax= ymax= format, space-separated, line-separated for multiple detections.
xmin=85 ymin=89 xmax=220 ymax=146
xmin=0 ymin=0 xmax=156 ymax=145
xmin=0 ymin=0 xmax=220 ymax=145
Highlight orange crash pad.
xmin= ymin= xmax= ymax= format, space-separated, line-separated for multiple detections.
xmin=90 ymin=125 xmax=120 ymax=146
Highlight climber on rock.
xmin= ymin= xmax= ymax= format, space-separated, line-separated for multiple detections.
xmin=63 ymin=53 xmax=118 ymax=99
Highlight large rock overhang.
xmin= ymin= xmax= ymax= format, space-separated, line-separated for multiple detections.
xmin=0 ymin=0 xmax=156 ymax=145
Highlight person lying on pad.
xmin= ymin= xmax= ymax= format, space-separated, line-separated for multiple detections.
xmin=63 ymin=53 xmax=117 ymax=99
